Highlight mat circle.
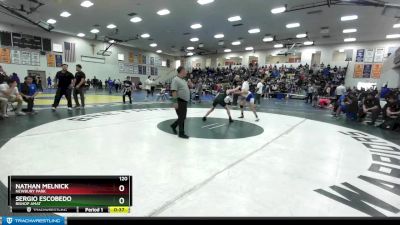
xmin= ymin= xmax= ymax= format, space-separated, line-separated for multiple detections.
xmin=157 ymin=117 xmax=264 ymax=139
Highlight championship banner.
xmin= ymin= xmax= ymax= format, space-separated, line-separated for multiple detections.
xmin=0 ymin=48 xmax=11 ymax=64
xmin=47 ymin=54 xmax=56 ymax=67
xmin=11 ymin=50 xmax=21 ymax=64
xmin=129 ymin=51 xmax=134 ymax=64
xmin=138 ymin=50 xmax=142 ymax=64
xmin=363 ymin=64 xmax=372 ymax=78
xmin=142 ymin=55 xmax=147 ymax=65
xmin=353 ymin=64 xmax=364 ymax=78
xmin=118 ymin=62 xmax=125 ymax=73
xmin=371 ymin=64 xmax=383 ymax=79
xmin=31 ymin=52 xmax=40 ymax=66
xmin=356 ymin=49 xmax=365 ymax=62
xmin=21 ymin=51 xmax=31 ymax=65
xmin=55 ymin=55 xmax=63 ymax=67
xmin=364 ymin=49 xmax=374 ymax=63
xmin=374 ymin=48 xmax=385 ymax=63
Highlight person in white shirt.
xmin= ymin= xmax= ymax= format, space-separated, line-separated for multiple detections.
xmin=0 ymin=79 xmax=25 ymax=118
xmin=335 ymin=83 xmax=346 ymax=100
xmin=144 ymin=76 xmax=153 ymax=99
xmin=238 ymin=77 xmax=250 ymax=105
xmin=241 ymin=77 xmax=250 ymax=93
xmin=255 ymin=79 xmax=264 ymax=105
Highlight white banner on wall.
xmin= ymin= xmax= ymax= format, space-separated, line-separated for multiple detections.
xmin=155 ymin=58 xmax=161 ymax=67
xmin=127 ymin=64 xmax=134 ymax=74
xmin=21 ymin=51 xmax=31 ymax=65
xmin=118 ymin=62 xmax=135 ymax=74
xmin=31 ymin=52 xmax=40 ymax=66
xmin=118 ymin=62 xmax=125 ymax=73
xmin=364 ymin=49 xmax=374 ymax=63
xmin=374 ymin=48 xmax=385 ymax=63
xmin=11 ymin=50 xmax=21 ymax=64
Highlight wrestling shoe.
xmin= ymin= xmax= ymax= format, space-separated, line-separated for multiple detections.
xmin=16 ymin=112 xmax=26 ymax=116
xmin=170 ymin=125 xmax=178 ymax=135
xmin=179 ymin=134 xmax=189 ymax=139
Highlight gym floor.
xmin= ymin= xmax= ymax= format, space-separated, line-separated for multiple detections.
xmin=0 ymin=90 xmax=399 ymax=217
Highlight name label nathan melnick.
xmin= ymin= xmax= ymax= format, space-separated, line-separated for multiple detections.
xmin=315 ymin=131 xmax=400 ymax=217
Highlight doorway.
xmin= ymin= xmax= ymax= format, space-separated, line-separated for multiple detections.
xmin=311 ymin=51 xmax=321 ymax=65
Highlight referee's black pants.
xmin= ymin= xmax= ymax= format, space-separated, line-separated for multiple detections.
xmin=171 ymin=98 xmax=187 ymax=135
xmin=53 ymin=88 xmax=72 ymax=108
xmin=123 ymin=91 xmax=132 ymax=104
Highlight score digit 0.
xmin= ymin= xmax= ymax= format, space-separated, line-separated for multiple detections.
xmin=119 ymin=185 xmax=125 ymax=192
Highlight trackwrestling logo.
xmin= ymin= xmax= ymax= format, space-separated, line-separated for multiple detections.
xmin=1 ymin=217 xmax=64 ymax=225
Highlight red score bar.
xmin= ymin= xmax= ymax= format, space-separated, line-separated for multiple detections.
xmin=9 ymin=176 xmax=132 ymax=195
xmin=22 ymin=183 xmax=130 ymax=195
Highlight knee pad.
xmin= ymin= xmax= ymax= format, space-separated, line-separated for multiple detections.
xmin=240 ymin=105 xmax=244 ymax=109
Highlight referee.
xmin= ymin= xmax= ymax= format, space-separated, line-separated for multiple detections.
xmin=170 ymin=66 xmax=191 ymax=139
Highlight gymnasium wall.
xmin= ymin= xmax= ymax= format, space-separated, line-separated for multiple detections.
xmin=0 ymin=23 xmax=178 ymax=83
xmin=187 ymin=40 xmax=400 ymax=89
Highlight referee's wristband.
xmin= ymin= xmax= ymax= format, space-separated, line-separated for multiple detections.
xmin=171 ymin=98 xmax=178 ymax=103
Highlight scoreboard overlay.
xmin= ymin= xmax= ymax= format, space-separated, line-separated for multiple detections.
xmin=8 ymin=176 xmax=132 ymax=214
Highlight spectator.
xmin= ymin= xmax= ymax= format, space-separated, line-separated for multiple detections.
xmin=47 ymin=76 xmax=52 ymax=89
xmin=115 ymin=79 xmax=121 ymax=93
xmin=380 ymin=94 xmax=400 ymax=130
xmin=20 ymin=76 xmax=39 ymax=114
xmin=0 ymin=79 xmax=25 ymax=117
xmin=36 ymin=76 xmax=43 ymax=92
xmin=108 ymin=78 xmax=114 ymax=94
xmin=305 ymin=83 xmax=314 ymax=104
xmin=0 ymin=65 xmax=8 ymax=84
xmin=335 ymin=83 xmax=346 ymax=99
xmin=151 ymin=78 xmax=156 ymax=97
xmin=333 ymin=92 xmax=358 ymax=120
xmin=11 ymin=73 xmax=20 ymax=87
xmin=358 ymin=92 xmax=381 ymax=126
xmin=255 ymin=79 xmax=264 ymax=105
xmin=145 ymin=76 xmax=152 ymax=99
xmin=122 ymin=76 xmax=133 ymax=104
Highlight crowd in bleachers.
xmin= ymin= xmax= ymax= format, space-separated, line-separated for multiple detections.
xmin=1 ymin=62 xmax=399 ymax=131
xmin=187 ymin=63 xmax=400 ymax=131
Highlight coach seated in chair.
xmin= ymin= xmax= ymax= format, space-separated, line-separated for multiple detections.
xmin=358 ymin=92 xmax=381 ymax=126
xmin=20 ymin=76 xmax=39 ymax=115
xmin=0 ymin=79 xmax=25 ymax=118
xmin=380 ymin=94 xmax=400 ymax=131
